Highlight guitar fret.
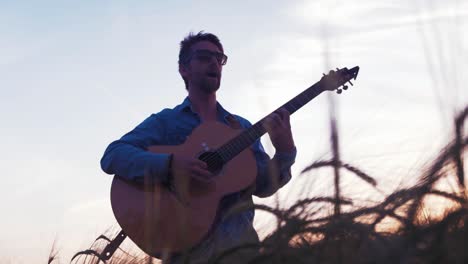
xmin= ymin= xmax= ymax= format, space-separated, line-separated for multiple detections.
xmin=217 ymin=76 xmax=336 ymax=163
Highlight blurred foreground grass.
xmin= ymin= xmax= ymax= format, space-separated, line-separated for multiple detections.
xmin=51 ymin=106 xmax=467 ymax=264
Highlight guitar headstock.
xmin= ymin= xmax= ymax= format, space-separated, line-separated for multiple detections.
xmin=320 ymin=66 xmax=360 ymax=94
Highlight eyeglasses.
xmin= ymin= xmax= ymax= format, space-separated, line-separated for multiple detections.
xmin=185 ymin=49 xmax=228 ymax=66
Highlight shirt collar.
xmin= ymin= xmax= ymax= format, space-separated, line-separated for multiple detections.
xmin=177 ymin=96 xmax=233 ymax=122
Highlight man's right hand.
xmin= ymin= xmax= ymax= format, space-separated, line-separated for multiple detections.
xmin=169 ymin=155 xmax=214 ymax=205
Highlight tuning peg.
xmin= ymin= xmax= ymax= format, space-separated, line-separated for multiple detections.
xmin=336 ymin=89 xmax=342 ymax=94
xmin=342 ymin=85 xmax=348 ymax=90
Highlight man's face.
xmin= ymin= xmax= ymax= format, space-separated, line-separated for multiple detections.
xmin=180 ymin=41 xmax=225 ymax=94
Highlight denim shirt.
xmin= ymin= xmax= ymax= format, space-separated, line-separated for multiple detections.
xmin=100 ymin=97 xmax=296 ymax=250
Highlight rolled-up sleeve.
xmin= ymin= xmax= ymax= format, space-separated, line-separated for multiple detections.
xmin=232 ymin=116 xmax=296 ymax=198
xmin=252 ymin=140 xmax=297 ymax=198
xmin=100 ymin=114 xmax=171 ymax=183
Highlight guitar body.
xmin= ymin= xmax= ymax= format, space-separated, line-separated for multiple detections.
xmin=110 ymin=121 xmax=257 ymax=256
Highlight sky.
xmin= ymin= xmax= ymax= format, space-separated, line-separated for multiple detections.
xmin=0 ymin=0 xmax=467 ymax=263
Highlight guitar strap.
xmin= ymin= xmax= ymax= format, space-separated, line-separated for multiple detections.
xmin=99 ymin=230 xmax=127 ymax=261
xmin=225 ymin=114 xmax=242 ymax=129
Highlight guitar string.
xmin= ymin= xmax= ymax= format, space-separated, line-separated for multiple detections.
xmin=199 ymin=124 xmax=260 ymax=169
xmin=167 ymin=73 xmax=355 ymax=188
xmin=199 ymin=85 xmax=320 ymax=168
xmin=197 ymin=74 xmax=346 ymax=168
xmin=201 ymin=125 xmax=261 ymax=168
xmin=199 ymin=95 xmax=306 ymax=169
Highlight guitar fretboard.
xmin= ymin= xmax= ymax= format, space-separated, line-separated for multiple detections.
xmin=217 ymin=81 xmax=324 ymax=163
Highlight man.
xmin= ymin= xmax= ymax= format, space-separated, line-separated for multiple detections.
xmin=100 ymin=31 xmax=296 ymax=263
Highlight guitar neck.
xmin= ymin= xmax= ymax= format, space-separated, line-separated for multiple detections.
xmin=217 ymin=81 xmax=324 ymax=163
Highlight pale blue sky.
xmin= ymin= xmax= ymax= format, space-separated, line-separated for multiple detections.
xmin=1 ymin=0 xmax=467 ymax=263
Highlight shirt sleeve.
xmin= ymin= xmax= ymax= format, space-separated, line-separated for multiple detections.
xmin=251 ymin=139 xmax=297 ymax=198
xmin=232 ymin=115 xmax=296 ymax=197
xmin=100 ymin=114 xmax=172 ymax=183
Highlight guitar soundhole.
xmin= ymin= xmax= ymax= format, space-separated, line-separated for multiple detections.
xmin=198 ymin=151 xmax=224 ymax=174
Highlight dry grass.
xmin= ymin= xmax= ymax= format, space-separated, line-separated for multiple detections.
xmin=207 ymin=106 xmax=467 ymax=264
xmin=50 ymin=105 xmax=467 ymax=264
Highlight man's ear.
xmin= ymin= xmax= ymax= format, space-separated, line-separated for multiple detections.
xmin=179 ymin=63 xmax=189 ymax=78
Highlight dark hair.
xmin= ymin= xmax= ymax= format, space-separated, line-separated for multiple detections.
xmin=178 ymin=31 xmax=224 ymax=90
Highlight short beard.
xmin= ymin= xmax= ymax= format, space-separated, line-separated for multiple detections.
xmin=200 ymin=78 xmax=220 ymax=94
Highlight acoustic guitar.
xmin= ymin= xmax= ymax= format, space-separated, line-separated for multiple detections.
xmin=110 ymin=66 xmax=360 ymax=257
